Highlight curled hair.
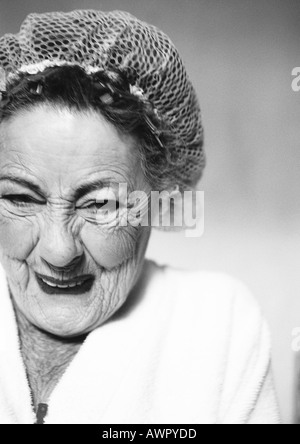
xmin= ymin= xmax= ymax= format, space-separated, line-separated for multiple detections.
xmin=0 ymin=65 xmax=184 ymax=191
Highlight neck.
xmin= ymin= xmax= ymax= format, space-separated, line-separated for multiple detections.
xmin=13 ymin=303 xmax=86 ymax=410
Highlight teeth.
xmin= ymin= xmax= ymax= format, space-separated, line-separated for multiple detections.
xmin=41 ymin=279 xmax=57 ymax=287
xmin=41 ymin=278 xmax=84 ymax=288
xmin=65 ymin=283 xmax=77 ymax=288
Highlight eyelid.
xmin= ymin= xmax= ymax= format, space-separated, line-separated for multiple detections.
xmin=80 ymin=198 xmax=109 ymax=208
xmin=0 ymin=184 xmax=45 ymax=198
xmin=78 ymin=198 xmax=120 ymax=210
xmin=2 ymin=193 xmax=45 ymax=203
xmin=76 ymin=187 xmax=117 ymax=204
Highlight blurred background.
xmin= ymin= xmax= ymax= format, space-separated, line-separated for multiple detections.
xmin=0 ymin=0 xmax=299 ymax=424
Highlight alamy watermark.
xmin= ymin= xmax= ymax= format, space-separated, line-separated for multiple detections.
xmin=94 ymin=183 xmax=204 ymax=238
xmin=292 ymin=67 xmax=300 ymax=92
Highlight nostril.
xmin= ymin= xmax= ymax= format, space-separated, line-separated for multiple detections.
xmin=65 ymin=255 xmax=84 ymax=268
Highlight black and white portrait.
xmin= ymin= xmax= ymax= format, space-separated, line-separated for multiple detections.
xmin=0 ymin=0 xmax=298 ymax=426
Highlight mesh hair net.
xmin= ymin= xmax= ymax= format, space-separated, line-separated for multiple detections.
xmin=0 ymin=9 xmax=205 ymax=189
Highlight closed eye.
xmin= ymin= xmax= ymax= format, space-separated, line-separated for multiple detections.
xmin=81 ymin=200 xmax=120 ymax=211
xmin=2 ymin=194 xmax=44 ymax=206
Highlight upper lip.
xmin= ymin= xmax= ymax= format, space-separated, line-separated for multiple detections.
xmin=36 ymin=273 xmax=94 ymax=285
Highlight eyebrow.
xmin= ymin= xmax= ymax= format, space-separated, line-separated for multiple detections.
xmin=0 ymin=175 xmax=114 ymax=200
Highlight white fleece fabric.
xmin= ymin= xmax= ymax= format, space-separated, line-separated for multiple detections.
xmin=0 ymin=260 xmax=280 ymax=424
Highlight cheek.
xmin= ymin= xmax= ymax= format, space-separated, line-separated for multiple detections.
xmin=0 ymin=214 xmax=38 ymax=260
xmin=81 ymin=224 xmax=142 ymax=269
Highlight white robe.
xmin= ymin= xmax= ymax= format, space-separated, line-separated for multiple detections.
xmin=0 ymin=260 xmax=280 ymax=424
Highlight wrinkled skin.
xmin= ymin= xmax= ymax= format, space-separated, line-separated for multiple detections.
xmin=0 ymin=105 xmax=152 ymax=338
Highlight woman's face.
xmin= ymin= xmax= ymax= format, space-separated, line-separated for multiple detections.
xmin=0 ymin=105 xmax=152 ymax=337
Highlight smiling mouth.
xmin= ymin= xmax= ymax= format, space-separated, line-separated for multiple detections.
xmin=35 ymin=273 xmax=95 ymax=295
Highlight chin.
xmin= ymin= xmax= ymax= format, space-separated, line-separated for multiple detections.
xmin=34 ymin=318 xmax=87 ymax=338
xmin=27 ymin=305 xmax=94 ymax=338
xmin=30 ymin=300 xmax=122 ymax=339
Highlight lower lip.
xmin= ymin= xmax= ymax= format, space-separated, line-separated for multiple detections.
xmin=35 ymin=275 xmax=95 ymax=295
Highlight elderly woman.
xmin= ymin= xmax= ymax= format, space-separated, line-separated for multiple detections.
xmin=0 ymin=10 xmax=280 ymax=424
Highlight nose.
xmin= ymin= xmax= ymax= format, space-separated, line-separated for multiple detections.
xmin=38 ymin=218 xmax=84 ymax=270
xmin=41 ymin=255 xmax=84 ymax=273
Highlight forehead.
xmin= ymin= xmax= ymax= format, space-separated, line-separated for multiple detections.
xmin=0 ymin=105 xmax=139 ymax=188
